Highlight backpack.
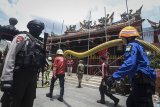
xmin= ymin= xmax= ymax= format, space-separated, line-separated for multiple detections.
xmin=15 ymin=32 xmax=46 ymax=69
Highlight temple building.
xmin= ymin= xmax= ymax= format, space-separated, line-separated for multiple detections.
xmin=47 ymin=6 xmax=145 ymax=75
xmin=146 ymin=19 xmax=160 ymax=46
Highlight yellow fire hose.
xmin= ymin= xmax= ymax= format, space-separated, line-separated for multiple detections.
xmin=64 ymin=39 xmax=160 ymax=58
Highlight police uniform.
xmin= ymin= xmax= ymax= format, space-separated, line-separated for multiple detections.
xmin=1 ymin=20 xmax=45 ymax=107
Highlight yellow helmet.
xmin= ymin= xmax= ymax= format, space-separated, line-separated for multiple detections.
xmin=119 ymin=26 xmax=140 ymax=37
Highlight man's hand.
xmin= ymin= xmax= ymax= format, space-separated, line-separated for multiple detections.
xmin=1 ymin=81 xmax=13 ymax=92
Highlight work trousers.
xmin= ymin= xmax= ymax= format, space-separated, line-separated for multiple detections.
xmin=1 ymin=69 xmax=37 ymax=107
xmin=67 ymin=66 xmax=73 ymax=76
xmin=99 ymin=79 xmax=118 ymax=102
xmin=126 ymin=72 xmax=155 ymax=107
xmin=49 ymin=74 xmax=65 ymax=97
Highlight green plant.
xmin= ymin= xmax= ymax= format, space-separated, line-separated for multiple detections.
xmin=149 ymin=56 xmax=160 ymax=69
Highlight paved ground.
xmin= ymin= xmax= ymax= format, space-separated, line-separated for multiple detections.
xmin=34 ymin=83 xmax=127 ymax=107
xmin=0 ymin=83 xmax=160 ymax=107
xmin=0 ymin=83 xmax=127 ymax=107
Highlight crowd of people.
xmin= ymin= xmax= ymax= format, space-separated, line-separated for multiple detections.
xmin=0 ymin=17 xmax=157 ymax=107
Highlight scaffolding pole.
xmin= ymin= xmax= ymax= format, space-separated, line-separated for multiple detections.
xmin=86 ymin=11 xmax=91 ymax=80
xmin=49 ymin=23 xmax=54 ymax=56
xmin=126 ymin=0 xmax=130 ymax=26
xmin=104 ymin=7 xmax=108 ymax=42
xmin=59 ymin=20 xmax=64 ymax=49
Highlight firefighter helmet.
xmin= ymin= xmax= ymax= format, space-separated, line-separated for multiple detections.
xmin=56 ymin=49 xmax=64 ymax=55
xmin=48 ymin=57 xmax=52 ymax=61
xmin=119 ymin=26 xmax=140 ymax=37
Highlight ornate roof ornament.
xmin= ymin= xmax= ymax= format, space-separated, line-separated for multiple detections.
xmin=66 ymin=25 xmax=76 ymax=32
xmin=147 ymin=19 xmax=160 ymax=29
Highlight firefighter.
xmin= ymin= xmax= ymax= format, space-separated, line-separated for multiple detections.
xmin=76 ymin=60 xmax=85 ymax=88
xmin=46 ymin=49 xmax=66 ymax=102
xmin=107 ymin=26 xmax=156 ymax=107
xmin=44 ymin=57 xmax=52 ymax=86
xmin=97 ymin=56 xmax=119 ymax=106
xmin=0 ymin=19 xmax=45 ymax=107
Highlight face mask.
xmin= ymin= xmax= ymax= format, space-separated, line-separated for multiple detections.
xmin=30 ymin=29 xmax=42 ymax=38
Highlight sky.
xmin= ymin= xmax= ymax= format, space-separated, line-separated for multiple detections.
xmin=0 ymin=0 xmax=160 ymax=36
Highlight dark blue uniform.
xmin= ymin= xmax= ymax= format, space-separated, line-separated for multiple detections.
xmin=112 ymin=40 xmax=156 ymax=107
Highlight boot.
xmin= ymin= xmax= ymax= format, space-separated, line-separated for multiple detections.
xmin=46 ymin=93 xmax=53 ymax=98
xmin=111 ymin=96 xmax=119 ymax=106
xmin=79 ymin=81 xmax=82 ymax=88
xmin=97 ymin=94 xmax=105 ymax=104
xmin=107 ymin=92 xmax=119 ymax=106
xmin=97 ymin=99 xmax=105 ymax=104
xmin=76 ymin=82 xmax=81 ymax=88
xmin=114 ymin=98 xmax=119 ymax=106
xmin=57 ymin=96 xmax=63 ymax=102
xmin=76 ymin=86 xmax=80 ymax=88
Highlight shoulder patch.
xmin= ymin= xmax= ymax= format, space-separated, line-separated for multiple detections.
xmin=125 ymin=45 xmax=132 ymax=52
xmin=16 ymin=35 xmax=24 ymax=43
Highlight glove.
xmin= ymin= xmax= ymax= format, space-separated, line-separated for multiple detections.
xmin=106 ymin=76 xmax=115 ymax=88
xmin=1 ymin=81 xmax=13 ymax=92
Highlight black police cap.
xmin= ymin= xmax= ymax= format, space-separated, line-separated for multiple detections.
xmin=27 ymin=20 xmax=44 ymax=31
xmin=9 ymin=17 xmax=18 ymax=26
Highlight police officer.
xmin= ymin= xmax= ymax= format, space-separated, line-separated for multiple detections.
xmin=0 ymin=19 xmax=45 ymax=107
xmin=0 ymin=17 xmax=19 ymax=41
xmin=46 ymin=49 xmax=66 ymax=102
xmin=76 ymin=60 xmax=84 ymax=88
xmin=3 ymin=17 xmax=18 ymax=31
xmin=97 ymin=56 xmax=119 ymax=106
xmin=8 ymin=17 xmax=18 ymax=29
xmin=107 ymin=26 xmax=156 ymax=107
